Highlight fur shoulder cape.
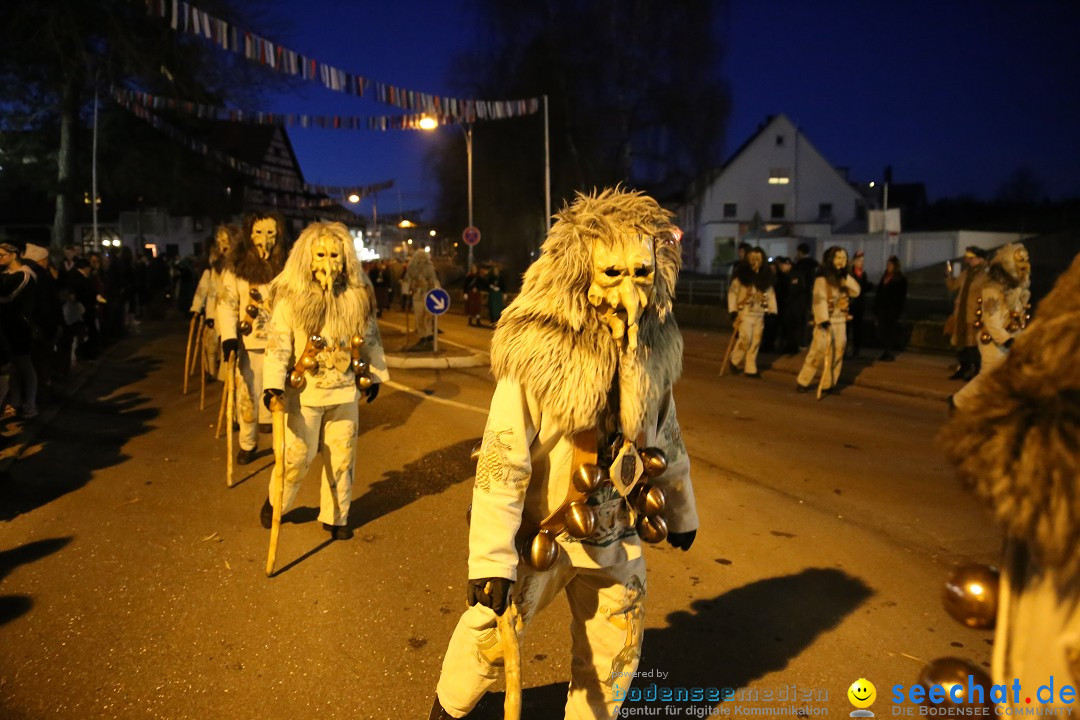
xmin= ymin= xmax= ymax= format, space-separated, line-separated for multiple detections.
xmin=489 ymin=188 xmax=683 ymax=439
xmin=941 ymin=252 xmax=1080 ymax=586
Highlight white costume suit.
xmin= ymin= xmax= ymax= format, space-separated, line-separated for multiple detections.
xmin=796 ymin=275 xmax=860 ymax=390
xmin=726 ymin=277 xmax=777 ymax=375
xmin=189 ymin=266 xmax=226 ymax=378
xmin=217 ymin=270 xmax=273 ymax=451
xmin=262 ymin=299 xmax=389 ymax=526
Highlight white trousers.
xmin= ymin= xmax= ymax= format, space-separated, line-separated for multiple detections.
xmin=414 ymin=295 xmax=434 ymax=339
xmin=730 ymin=313 xmax=765 ymax=375
xmin=436 ymin=553 xmax=647 ymax=720
xmin=235 ymin=348 xmax=270 ymax=452
xmin=201 ymin=324 xmax=221 ymax=379
xmin=267 ymin=396 xmax=358 ymax=526
xmin=797 ymin=322 xmax=847 ymax=389
xmin=953 ymin=340 xmax=1009 ymax=411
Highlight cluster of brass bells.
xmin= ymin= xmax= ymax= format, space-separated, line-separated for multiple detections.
xmin=287 ymin=335 xmax=326 ymax=390
xmin=350 ymin=334 xmax=373 ymax=389
xmin=942 ymin=563 xmax=998 ymax=629
xmin=239 ymin=288 xmax=265 ymax=336
xmin=973 ymin=303 xmax=983 ymax=330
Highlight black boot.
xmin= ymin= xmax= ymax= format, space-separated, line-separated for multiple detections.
xmin=322 ymin=523 xmax=354 ymax=540
xmin=260 ymin=498 xmax=273 ymax=529
xmin=237 ymin=447 xmax=257 ymax=465
xmin=428 ymin=696 xmax=459 ymax=720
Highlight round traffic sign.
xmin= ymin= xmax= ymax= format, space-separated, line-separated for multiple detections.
xmin=425 ymin=288 xmax=451 ymax=315
xmin=462 ymin=226 xmax=481 ymax=246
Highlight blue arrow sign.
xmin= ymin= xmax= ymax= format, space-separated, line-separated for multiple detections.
xmin=425 ymin=288 xmax=450 ymax=315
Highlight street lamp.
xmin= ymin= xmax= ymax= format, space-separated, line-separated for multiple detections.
xmin=347 ymin=193 xmax=361 ymax=203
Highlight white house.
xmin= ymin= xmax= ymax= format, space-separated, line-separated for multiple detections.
xmin=675 ymin=114 xmax=864 ymax=274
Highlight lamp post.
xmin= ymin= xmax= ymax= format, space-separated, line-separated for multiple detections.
xmin=463 ymin=123 xmax=474 ymax=272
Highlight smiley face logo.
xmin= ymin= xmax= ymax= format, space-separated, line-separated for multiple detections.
xmin=848 ymin=678 xmax=877 ymax=709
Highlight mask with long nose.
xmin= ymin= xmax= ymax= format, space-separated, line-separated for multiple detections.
xmin=587 ymin=234 xmax=656 ymax=350
xmin=311 ymin=232 xmax=344 ymax=291
xmin=251 ymin=217 xmax=277 ymax=261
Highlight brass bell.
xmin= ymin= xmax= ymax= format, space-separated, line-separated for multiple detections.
xmin=301 ymin=354 xmax=319 ymax=372
xmin=356 ymin=373 xmax=373 ymax=390
xmin=352 ymin=358 xmax=369 ymax=375
xmin=979 ymin=331 xmax=992 ymax=344
xmin=976 ymin=296 xmax=983 ymax=305
xmin=470 ymin=440 xmax=483 ymax=463
xmin=637 ymin=514 xmax=668 ymax=544
xmin=288 ymin=370 xmax=306 ymax=390
xmin=527 ymin=530 xmax=560 ymax=571
xmin=238 ymin=320 xmax=252 ymax=335
xmin=631 ymin=484 xmax=667 ymax=516
xmin=245 ymin=304 xmax=259 ymax=319
xmin=573 ymin=464 xmax=604 ymax=494
xmin=640 ymin=447 xmax=668 ymax=478
xmin=943 ymin=564 xmax=998 ymax=629
xmin=917 ymin=658 xmax=994 ymax=712
xmin=564 ymin=502 xmax=598 ymax=539
xmin=249 ymin=288 xmax=263 ymax=302
xmin=973 ymin=320 xmax=983 ymax=329
xmin=310 ymin=334 xmax=326 ymax=349
xmin=350 ymin=334 xmax=365 ymax=349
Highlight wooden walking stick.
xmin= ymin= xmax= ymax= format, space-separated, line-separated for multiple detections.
xmin=182 ymin=314 xmax=197 ymax=394
xmin=198 ymin=320 xmax=207 ymax=411
xmin=718 ymin=317 xmax=740 ymax=377
xmin=225 ymin=355 xmax=237 ymax=487
xmin=265 ymin=393 xmax=287 ymax=577
xmin=190 ymin=316 xmax=203 ymax=377
xmin=215 ymin=368 xmax=228 ymax=438
xmin=497 ymin=600 xmax=522 ymax=720
xmin=817 ymin=325 xmax=834 ymax=400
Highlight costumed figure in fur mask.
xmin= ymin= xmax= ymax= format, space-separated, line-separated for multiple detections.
xmin=950 ymin=243 xmax=1031 ymax=412
xmin=217 ymin=211 xmax=288 ymax=464
xmin=405 ymin=249 xmax=440 ymax=349
xmin=726 ymin=246 xmax=777 ymax=377
xmin=429 ymin=188 xmax=698 ymax=720
xmin=940 ymin=251 xmax=1080 ymax=710
xmin=795 ymin=246 xmax=861 ymax=394
xmin=189 ymin=223 xmax=238 ymax=380
xmin=260 ymin=222 xmax=388 ymax=539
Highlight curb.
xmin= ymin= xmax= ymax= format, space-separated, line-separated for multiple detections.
xmin=384 ymin=352 xmax=488 ymax=370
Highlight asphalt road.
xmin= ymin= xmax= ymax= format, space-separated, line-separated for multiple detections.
xmin=0 ymin=314 xmax=999 ymax=719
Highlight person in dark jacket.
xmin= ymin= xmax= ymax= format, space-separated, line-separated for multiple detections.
xmin=846 ymin=250 xmax=873 ymax=358
xmin=785 ymin=243 xmax=818 ymax=350
xmin=463 ymin=263 xmax=486 ymax=326
xmin=0 ymin=241 xmax=39 ymax=417
xmin=872 ymin=255 xmax=908 ymax=361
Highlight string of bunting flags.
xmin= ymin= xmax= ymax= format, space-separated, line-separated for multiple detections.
xmin=113 ymin=87 xmax=455 ymax=131
xmin=112 ymin=88 xmax=393 ymax=200
xmin=142 ymin=0 xmax=540 ymax=123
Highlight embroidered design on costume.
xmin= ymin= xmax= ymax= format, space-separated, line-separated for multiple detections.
xmin=474 ymin=429 xmax=526 ymax=494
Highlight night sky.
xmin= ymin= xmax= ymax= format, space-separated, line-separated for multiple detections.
xmin=258 ymin=0 xmax=1080 ymax=221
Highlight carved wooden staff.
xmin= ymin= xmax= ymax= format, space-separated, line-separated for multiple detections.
xmin=265 ymin=393 xmax=287 ymax=577
xmin=225 ymin=355 xmax=237 ymax=487
xmin=182 ymin=314 xmax=198 ymax=394
xmin=718 ymin=317 xmax=740 ymax=377
xmin=198 ymin=319 xmax=207 ymax=411
xmin=214 ymin=369 xmax=228 ymax=437
xmin=497 ymin=600 xmax=522 ymax=720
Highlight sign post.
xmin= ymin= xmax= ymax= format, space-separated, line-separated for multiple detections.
xmin=425 ymin=288 xmax=451 ymax=353
xmin=462 ymin=226 xmax=481 ymax=272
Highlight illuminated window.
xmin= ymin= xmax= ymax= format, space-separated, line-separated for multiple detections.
xmin=768 ymin=168 xmax=790 ymax=185
xmin=723 ymin=203 xmax=737 ymax=218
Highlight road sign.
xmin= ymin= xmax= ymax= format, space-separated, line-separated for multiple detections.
xmin=425 ymin=288 xmax=450 ymax=315
xmin=462 ymin=226 xmax=481 ymax=246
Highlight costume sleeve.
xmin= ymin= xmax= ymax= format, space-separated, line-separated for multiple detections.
xmin=217 ymin=270 xmax=240 ymax=342
xmin=468 ymin=378 xmax=538 ymax=582
xmin=844 ymin=274 xmax=861 ymax=298
xmin=652 ymin=389 xmax=698 ymax=534
xmin=945 ymin=269 xmax=963 ymax=293
xmin=189 ymin=270 xmax=211 ymax=314
xmin=727 ymin=279 xmax=740 ymax=313
xmin=263 ymin=299 xmax=293 ymax=392
xmin=766 ymin=286 xmax=778 ymax=314
xmin=811 ymin=277 xmax=829 ymax=324
xmin=361 ymin=315 xmax=390 ymax=383
xmin=981 ymin=285 xmax=1011 ymax=346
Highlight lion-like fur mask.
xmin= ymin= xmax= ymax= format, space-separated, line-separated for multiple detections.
xmin=490 ymin=187 xmax=683 ymax=438
xmin=941 ymin=250 xmax=1080 ymax=587
xmin=232 ymin=211 xmax=288 ymax=285
xmin=269 ymin=221 xmax=371 ymax=342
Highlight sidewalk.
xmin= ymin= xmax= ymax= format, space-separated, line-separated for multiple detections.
xmin=385 ymin=306 xmax=960 ymax=402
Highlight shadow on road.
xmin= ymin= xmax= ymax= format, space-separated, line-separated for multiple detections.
xmin=0 ymin=537 xmax=73 ymax=626
xmin=348 ymin=437 xmax=477 ymax=530
xmin=0 ymin=347 xmax=161 ymax=522
xmin=358 ymin=383 xmax=424 ymax=432
xmin=469 ymin=567 xmax=873 ymax=718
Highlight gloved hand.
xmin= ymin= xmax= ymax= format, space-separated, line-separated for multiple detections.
xmin=668 ymin=530 xmax=696 ymax=551
xmin=467 ymin=577 xmax=513 ymax=616
xmin=262 ymin=388 xmax=284 ymax=411
xmin=205 ymin=318 xmax=215 ymax=329
xmin=1003 ymin=338 xmax=1014 ymax=350
xmin=222 ymin=338 xmax=238 ymax=361
xmin=818 ymin=321 xmax=831 ymax=330
xmin=729 ymin=311 xmax=738 ymax=320
xmin=364 ymin=383 xmax=379 ymax=404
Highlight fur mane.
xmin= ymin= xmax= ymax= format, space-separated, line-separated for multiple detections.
xmin=941 ymin=251 xmax=1080 ymax=587
xmin=818 ymin=246 xmax=849 ymax=285
xmin=269 ymin=221 xmax=371 ymax=340
xmin=734 ymin=257 xmax=774 ymax=291
xmin=490 ymin=187 xmax=683 ymax=437
xmin=231 ymin=212 xmax=287 ymax=284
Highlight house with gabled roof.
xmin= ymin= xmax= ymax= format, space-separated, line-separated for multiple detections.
xmin=675 ymin=113 xmax=865 ymax=274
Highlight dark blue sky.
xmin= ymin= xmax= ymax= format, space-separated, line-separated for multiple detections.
xmin=261 ymin=0 xmax=1080 ymax=221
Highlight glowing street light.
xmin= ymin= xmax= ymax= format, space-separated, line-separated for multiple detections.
xmin=347 ymin=193 xmax=361 ymax=203
xmin=429 ymin=229 xmax=436 ymax=237
xmin=418 ymin=115 xmax=438 ymax=131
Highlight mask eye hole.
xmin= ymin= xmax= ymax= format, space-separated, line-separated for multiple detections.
xmin=604 ymin=268 xmax=621 ymax=278
xmin=634 ymin=266 xmax=651 ymax=278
